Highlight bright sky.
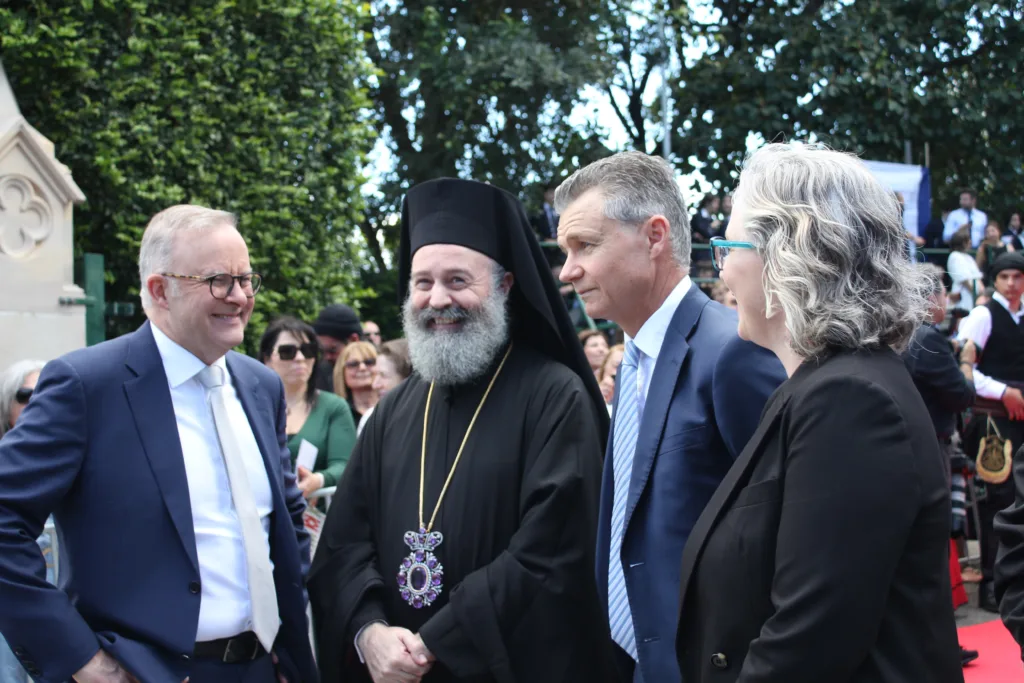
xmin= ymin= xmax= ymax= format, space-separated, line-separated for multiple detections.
xmin=361 ymin=0 xmax=727 ymax=210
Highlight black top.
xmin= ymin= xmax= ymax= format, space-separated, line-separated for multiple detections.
xmin=903 ymin=324 xmax=975 ymax=439
xmin=995 ymin=444 xmax=1024 ymax=651
xmin=308 ymin=344 xmax=616 ymax=683
xmin=314 ymin=362 xmax=334 ymax=392
xmin=677 ymin=348 xmax=962 ymax=683
xmin=978 ymin=300 xmax=1024 ymax=383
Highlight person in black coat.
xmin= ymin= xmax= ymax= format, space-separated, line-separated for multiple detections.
xmin=902 ymin=262 xmax=979 ymax=667
xmin=676 ymin=143 xmax=963 ymax=683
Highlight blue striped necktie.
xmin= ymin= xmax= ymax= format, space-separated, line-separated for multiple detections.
xmin=608 ymin=340 xmax=640 ymax=659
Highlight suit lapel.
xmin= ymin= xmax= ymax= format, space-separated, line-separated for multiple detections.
xmin=226 ymin=355 xmax=286 ymax=510
xmin=677 ymin=391 xmax=789 ymax=609
xmin=123 ymin=322 xmax=199 ymax=572
xmin=623 ymin=286 xmax=708 ymax=529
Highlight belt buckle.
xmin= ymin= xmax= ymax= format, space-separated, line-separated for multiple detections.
xmin=223 ymin=633 xmax=260 ymax=663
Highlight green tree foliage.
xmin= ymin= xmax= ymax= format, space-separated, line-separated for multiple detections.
xmin=662 ymin=0 xmax=1023 ymax=214
xmin=352 ymin=0 xmax=620 ymax=328
xmin=360 ymin=0 xmax=616 ymax=260
xmin=1 ymin=0 xmax=375 ymax=346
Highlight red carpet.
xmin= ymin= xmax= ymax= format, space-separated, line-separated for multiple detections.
xmin=959 ymin=620 xmax=1022 ymax=682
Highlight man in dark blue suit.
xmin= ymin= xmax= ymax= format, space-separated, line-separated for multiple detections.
xmin=556 ymin=153 xmax=785 ymax=683
xmin=0 ymin=206 xmax=317 ymax=683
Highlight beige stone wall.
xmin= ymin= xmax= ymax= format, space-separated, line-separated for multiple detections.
xmin=0 ymin=61 xmax=86 ymax=371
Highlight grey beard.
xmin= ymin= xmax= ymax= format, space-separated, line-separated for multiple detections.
xmin=403 ymin=288 xmax=511 ymax=386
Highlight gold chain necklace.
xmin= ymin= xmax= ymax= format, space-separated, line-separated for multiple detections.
xmin=395 ymin=342 xmax=513 ymax=609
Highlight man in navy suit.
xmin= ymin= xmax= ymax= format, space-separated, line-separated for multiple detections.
xmin=0 ymin=206 xmax=317 ymax=683
xmin=556 ymin=152 xmax=785 ymax=683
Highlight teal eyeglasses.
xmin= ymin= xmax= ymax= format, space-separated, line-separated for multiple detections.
xmin=709 ymin=237 xmax=756 ymax=271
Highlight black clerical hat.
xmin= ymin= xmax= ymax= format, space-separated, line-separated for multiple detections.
xmin=398 ymin=177 xmax=609 ymax=439
xmin=991 ymin=251 xmax=1024 ymax=277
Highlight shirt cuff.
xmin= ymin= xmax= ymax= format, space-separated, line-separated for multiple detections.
xmin=979 ymin=379 xmax=1008 ymax=401
xmin=354 ymin=620 xmax=388 ymax=664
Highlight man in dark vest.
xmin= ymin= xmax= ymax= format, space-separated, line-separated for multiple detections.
xmin=957 ymin=251 xmax=1024 ymax=612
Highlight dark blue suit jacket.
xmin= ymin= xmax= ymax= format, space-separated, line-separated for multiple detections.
xmin=595 ymin=286 xmax=785 ymax=683
xmin=0 ymin=322 xmax=317 ymax=683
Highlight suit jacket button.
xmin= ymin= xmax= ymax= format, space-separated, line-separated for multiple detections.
xmin=181 ymin=653 xmax=191 ymax=661
xmin=189 ymin=581 xmax=201 ymax=594
xmin=711 ymin=652 xmax=729 ymax=669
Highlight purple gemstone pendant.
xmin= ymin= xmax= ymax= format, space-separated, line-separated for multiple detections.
xmin=397 ymin=528 xmax=445 ymax=608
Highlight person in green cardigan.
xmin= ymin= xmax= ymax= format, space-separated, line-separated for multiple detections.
xmin=258 ymin=316 xmax=356 ymax=507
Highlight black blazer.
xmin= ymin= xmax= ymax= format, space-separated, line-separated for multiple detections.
xmin=903 ymin=324 xmax=975 ymax=439
xmin=675 ymin=348 xmax=963 ymax=683
xmin=995 ymin=445 xmax=1024 ymax=654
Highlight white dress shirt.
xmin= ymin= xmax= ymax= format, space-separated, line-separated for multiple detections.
xmin=956 ymin=292 xmax=1024 ymax=400
xmin=943 ymin=208 xmax=988 ymax=247
xmin=151 ymin=323 xmax=275 ymax=642
xmin=946 ymin=251 xmax=984 ymax=311
xmin=625 ymin=277 xmax=692 ymax=419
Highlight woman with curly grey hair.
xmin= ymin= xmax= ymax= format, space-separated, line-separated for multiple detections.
xmin=675 ymin=144 xmax=963 ymax=683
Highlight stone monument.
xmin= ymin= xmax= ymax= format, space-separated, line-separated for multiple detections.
xmin=0 ymin=61 xmax=87 ymax=371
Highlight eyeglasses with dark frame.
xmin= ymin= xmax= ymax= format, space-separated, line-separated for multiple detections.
xmin=709 ymin=237 xmax=756 ymax=271
xmin=344 ymin=358 xmax=377 ymax=370
xmin=14 ymin=387 xmax=33 ymax=405
xmin=276 ymin=342 xmax=319 ymax=361
xmin=159 ymin=272 xmax=263 ymax=299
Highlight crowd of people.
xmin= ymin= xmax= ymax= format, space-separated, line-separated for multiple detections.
xmin=1 ymin=144 xmax=1024 ymax=683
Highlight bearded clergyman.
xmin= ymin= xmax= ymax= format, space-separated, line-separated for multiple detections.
xmin=308 ymin=178 xmax=616 ymax=683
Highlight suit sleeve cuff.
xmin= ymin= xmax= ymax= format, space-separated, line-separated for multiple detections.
xmin=353 ymin=620 xmax=388 ymax=664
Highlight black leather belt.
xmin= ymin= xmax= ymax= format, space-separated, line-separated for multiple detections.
xmin=193 ymin=631 xmax=265 ymax=663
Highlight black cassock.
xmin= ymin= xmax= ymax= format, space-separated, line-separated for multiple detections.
xmin=309 ymin=344 xmax=616 ymax=683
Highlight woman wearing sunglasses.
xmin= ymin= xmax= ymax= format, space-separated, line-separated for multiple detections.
xmin=0 ymin=360 xmax=44 ymax=438
xmin=259 ymin=317 xmax=357 ymax=505
xmin=333 ymin=341 xmax=379 ymax=426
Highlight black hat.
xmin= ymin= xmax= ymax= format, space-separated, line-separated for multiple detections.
xmin=398 ymin=177 xmax=609 ymax=440
xmin=991 ymin=252 xmax=1024 ymax=278
xmin=312 ymin=304 xmax=362 ymax=340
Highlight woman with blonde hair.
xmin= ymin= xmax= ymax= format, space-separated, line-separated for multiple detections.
xmin=677 ymin=143 xmax=962 ymax=682
xmin=333 ymin=340 xmax=379 ymax=425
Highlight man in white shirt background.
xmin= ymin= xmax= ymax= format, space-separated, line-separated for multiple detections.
xmin=957 ymin=251 xmax=1024 ymax=613
xmin=944 ymin=188 xmax=989 ymax=247
xmin=0 ymin=206 xmax=316 ymax=683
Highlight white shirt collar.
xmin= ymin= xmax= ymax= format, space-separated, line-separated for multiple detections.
xmin=628 ymin=276 xmax=692 ymax=362
xmin=992 ymin=291 xmax=1023 ymax=317
xmin=150 ymin=322 xmax=227 ymax=389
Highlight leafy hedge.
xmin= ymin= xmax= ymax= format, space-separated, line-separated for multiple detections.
xmin=2 ymin=0 xmax=376 ymax=349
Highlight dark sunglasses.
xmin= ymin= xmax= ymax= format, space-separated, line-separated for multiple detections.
xmin=344 ymin=358 xmax=377 ymax=370
xmin=14 ymin=387 xmax=33 ymax=405
xmin=277 ymin=343 xmax=319 ymax=361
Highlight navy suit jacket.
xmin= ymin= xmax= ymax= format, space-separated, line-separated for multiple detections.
xmin=595 ymin=286 xmax=785 ymax=683
xmin=0 ymin=322 xmax=317 ymax=683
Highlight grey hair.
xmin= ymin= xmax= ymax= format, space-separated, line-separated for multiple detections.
xmin=138 ymin=205 xmax=237 ymax=310
xmin=735 ymin=142 xmax=929 ymax=359
xmin=0 ymin=360 xmax=46 ymax=436
xmin=553 ymin=151 xmax=691 ymax=267
xmin=918 ymin=263 xmax=946 ymax=299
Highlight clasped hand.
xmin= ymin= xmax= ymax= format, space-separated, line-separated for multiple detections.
xmin=359 ymin=623 xmax=435 ymax=683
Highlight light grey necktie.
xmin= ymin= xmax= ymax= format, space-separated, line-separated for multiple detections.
xmin=197 ymin=364 xmax=280 ymax=651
